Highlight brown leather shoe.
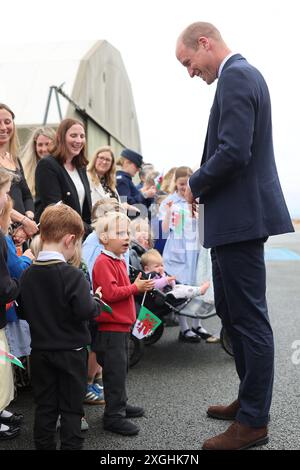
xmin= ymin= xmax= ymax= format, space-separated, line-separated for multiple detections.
xmin=202 ymin=421 xmax=269 ymax=450
xmin=207 ymin=399 xmax=240 ymax=420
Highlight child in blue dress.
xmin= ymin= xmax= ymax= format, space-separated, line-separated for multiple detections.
xmin=0 ymin=196 xmax=34 ymax=390
xmin=159 ymin=167 xmax=212 ymax=342
xmin=0 ymin=174 xmax=22 ymax=441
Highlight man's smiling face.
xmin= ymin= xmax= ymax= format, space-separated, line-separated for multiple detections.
xmin=176 ymin=38 xmax=218 ymax=85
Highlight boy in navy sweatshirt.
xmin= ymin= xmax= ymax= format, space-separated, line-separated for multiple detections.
xmin=92 ymin=212 xmax=154 ymax=436
xmin=18 ymin=204 xmax=102 ymax=450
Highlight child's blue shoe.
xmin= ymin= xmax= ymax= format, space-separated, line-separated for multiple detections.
xmin=84 ymin=384 xmax=105 ymax=405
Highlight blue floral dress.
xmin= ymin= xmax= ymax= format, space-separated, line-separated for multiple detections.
xmin=159 ymin=192 xmax=199 ymax=285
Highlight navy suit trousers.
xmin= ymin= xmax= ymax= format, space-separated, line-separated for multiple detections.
xmin=211 ymin=239 xmax=274 ymax=427
xmin=95 ymin=331 xmax=129 ymax=423
xmin=30 ymin=349 xmax=88 ymax=450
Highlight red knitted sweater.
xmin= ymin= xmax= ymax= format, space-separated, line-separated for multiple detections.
xmin=92 ymin=252 xmax=138 ymax=332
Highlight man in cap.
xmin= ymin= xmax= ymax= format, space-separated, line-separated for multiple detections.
xmin=116 ymin=149 xmax=156 ymax=218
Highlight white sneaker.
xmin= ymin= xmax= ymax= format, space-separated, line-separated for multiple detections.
xmin=81 ymin=417 xmax=89 ymax=431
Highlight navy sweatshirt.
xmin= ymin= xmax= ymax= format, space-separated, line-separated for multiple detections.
xmin=18 ymin=260 xmax=101 ymax=350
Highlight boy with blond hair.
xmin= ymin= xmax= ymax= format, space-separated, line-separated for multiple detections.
xmin=18 ymin=204 xmax=102 ymax=450
xmin=93 ymin=211 xmax=154 ymax=436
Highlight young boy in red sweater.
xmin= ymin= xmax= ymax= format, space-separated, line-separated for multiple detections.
xmin=92 ymin=212 xmax=154 ymax=436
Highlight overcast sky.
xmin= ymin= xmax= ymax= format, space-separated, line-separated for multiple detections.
xmin=3 ymin=0 xmax=300 ymax=216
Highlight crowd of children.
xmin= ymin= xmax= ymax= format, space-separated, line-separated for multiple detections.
xmin=0 ymin=110 xmax=217 ymax=448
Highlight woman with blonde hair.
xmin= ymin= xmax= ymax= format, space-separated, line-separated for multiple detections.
xmin=0 ymin=103 xmax=38 ymax=240
xmin=160 ymin=167 xmax=177 ymax=194
xmin=20 ymin=127 xmax=56 ymax=198
xmin=0 ymin=169 xmax=22 ymax=440
xmin=87 ymin=146 xmax=120 ymax=205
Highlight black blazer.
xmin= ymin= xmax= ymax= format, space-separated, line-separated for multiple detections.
xmin=189 ymin=54 xmax=294 ymax=248
xmin=35 ymin=155 xmax=92 ymax=230
xmin=9 ymin=159 xmax=34 ymax=215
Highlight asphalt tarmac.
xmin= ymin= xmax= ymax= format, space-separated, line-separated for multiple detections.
xmin=1 ymin=230 xmax=299 ymax=451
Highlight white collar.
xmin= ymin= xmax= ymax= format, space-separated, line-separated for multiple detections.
xmin=171 ymin=191 xmax=186 ymax=203
xmin=218 ymin=52 xmax=237 ymax=77
xmin=37 ymin=251 xmax=66 ymax=262
xmin=102 ymin=249 xmax=123 ymax=261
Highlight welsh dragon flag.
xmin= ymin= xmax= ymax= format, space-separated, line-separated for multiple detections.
xmin=132 ymin=306 xmax=162 ymax=339
xmin=100 ymin=299 xmax=112 ymax=313
xmin=154 ymin=172 xmax=164 ymax=190
xmin=173 ymin=208 xmax=186 ymax=235
xmin=0 ymin=349 xmax=25 ymax=369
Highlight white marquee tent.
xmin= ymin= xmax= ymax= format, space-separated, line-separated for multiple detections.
xmin=0 ymin=40 xmax=141 ymax=157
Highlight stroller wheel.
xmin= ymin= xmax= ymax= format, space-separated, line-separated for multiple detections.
xmin=129 ymin=334 xmax=145 ymax=367
xmin=143 ymin=323 xmax=165 ymax=346
xmin=220 ymin=327 xmax=234 ymax=357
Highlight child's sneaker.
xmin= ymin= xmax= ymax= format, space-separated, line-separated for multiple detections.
xmin=84 ymin=384 xmax=105 ymax=405
xmin=92 ymin=382 xmax=103 ymax=393
xmin=56 ymin=415 xmax=61 ymax=431
xmin=93 ymin=374 xmax=103 ymax=387
xmin=81 ymin=417 xmax=89 ymax=431
xmin=56 ymin=415 xmax=89 ymax=431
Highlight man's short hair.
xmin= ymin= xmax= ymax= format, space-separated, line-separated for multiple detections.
xmin=40 ymin=203 xmax=84 ymax=243
xmin=181 ymin=22 xmax=222 ymax=50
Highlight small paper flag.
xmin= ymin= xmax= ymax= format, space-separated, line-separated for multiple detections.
xmin=0 ymin=349 xmax=25 ymax=369
xmin=100 ymin=299 xmax=112 ymax=313
xmin=154 ymin=173 xmax=164 ymax=191
xmin=173 ymin=208 xmax=185 ymax=235
xmin=132 ymin=305 xmax=162 ymax=339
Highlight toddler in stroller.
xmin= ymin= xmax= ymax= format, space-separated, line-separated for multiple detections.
xmin=134 ymin=249 xmax=215 ymax=343
xmin=128 ymin=249 xmax=232 ymax=366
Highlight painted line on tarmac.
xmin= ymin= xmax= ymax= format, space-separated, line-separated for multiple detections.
xmin=265 ymin=248 xmax=300 ymax=261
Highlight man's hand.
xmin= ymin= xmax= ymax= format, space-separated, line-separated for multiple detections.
xmin=184 ymin=185 xmax=194 ymax=204
xmin=184 ymin=185 xmax=199 ymax=218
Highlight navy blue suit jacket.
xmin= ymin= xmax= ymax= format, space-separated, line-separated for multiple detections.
xmin=189 ymin=54 xmax=294 ymax=248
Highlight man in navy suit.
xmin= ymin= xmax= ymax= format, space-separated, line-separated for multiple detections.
xmin=176 ymin=22 xmax=294 ymax=450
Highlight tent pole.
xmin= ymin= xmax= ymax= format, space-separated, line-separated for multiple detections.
xmin=54 ymin=88 xmax=63 ymax=121
xmin=43 ymin=87 xmax=54 ymax=125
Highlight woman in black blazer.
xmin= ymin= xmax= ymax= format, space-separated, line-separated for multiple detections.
xmin=35 ymin=119 xmax=92 ymax=236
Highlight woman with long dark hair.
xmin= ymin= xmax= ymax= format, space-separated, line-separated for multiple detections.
xmin=35 ymin=118 xmax=92 ymax=236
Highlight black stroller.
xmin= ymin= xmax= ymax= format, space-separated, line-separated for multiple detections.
xmin=128 ymin=258 xmax=233 ymax=367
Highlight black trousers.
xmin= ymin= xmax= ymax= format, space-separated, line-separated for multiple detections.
xmin=94 ymin=331 xmax=129 ymax=423
xmin=30 ymin=349 xmax=88 ymax=450
xmin=211 ymin=239 xmax=274 ymax=427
